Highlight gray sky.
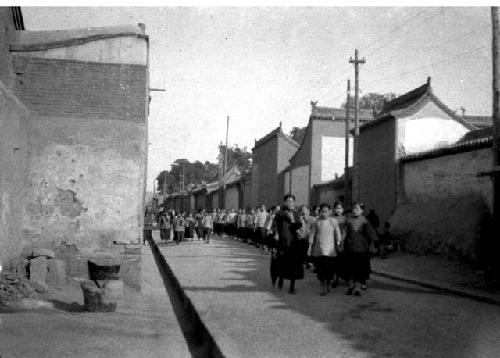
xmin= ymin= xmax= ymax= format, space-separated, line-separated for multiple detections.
xmin=23 ymin=7 xmax=492 ymax=190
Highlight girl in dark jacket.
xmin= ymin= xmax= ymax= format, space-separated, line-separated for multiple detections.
xmin=343 ymin=202 xmax=377 ymax=296
xmin=275 ymin=194 xmax=304 ymax=294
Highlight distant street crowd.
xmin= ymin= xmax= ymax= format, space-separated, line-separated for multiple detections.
xmin=144 ymin=196 xmax=397 ymax=297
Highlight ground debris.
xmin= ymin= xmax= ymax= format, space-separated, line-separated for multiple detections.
xmin=0 ymin=260 xmax=34 ymax=307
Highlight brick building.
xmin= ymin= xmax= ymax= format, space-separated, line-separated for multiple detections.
xmin=282 ymin=101 xmax=372 ymax=207
xmin=358 ymin=78 xmax=476 ymax=223
xmin=252 ymin=124 xmax=299 ymax=207
xmin=0 ymin=8 xmax=149 ymax=289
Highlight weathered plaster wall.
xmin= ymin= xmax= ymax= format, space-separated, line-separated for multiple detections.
xmin=8 ymin=28 xmax=148 ymax=288
xmin=252 ymin=136 xmax=278 ymax=207
xmin=0 ymin=8 xmax=16 ymax=86
xmin=0 ymin=81 xmax=30 ymax=266
xmin=24 ymin=116 xmax=146 ymax=254
xmin=290 ymin=165 xmax=309 ymax=206
xmin=359 ymin=118 xmax=397 ymax=222
xmin=391 ymin=147 xmax=493 ymax=261
xmin=224 ymin=185 xmax=239 ymax=210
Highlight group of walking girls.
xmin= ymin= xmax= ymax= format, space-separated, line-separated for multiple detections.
xmin=147 ymin=209 xmax=214 ymax=244
xmin=208 ymin=196 xmax=378 ymax=297
xmin=149 ymin=194 xmax=380 ymax=297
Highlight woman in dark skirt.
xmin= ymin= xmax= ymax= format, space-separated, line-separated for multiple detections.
xmin=343 ymin=202 xmax=377 ymax=296
xmin=274 ymin=194 xmax=304 ymax=294
xmin=332 ymin=201 xmax=347 ymax=287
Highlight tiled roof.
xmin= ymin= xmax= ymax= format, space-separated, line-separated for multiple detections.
xmin=360 ymin=77 xmax=475 ymax=131
xmin=311 ymin=106 xmax=373 ymax=122
xmin=378 ymin=80 xmax=431 ymax=117
xmin=457 ymin=127 xmax=493 ymax=144
xmin=400 ymin=136 xmax=493 ymax=163
xmin=460 ymin=115 xmax=493 ymax=129
xmin=253 ymin=126 xmax=299 ymax=150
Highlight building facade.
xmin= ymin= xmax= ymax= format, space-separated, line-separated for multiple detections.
xmin=0 ymin=9 xmax=149 ymax=289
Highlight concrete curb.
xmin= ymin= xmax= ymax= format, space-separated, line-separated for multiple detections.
xmin=148 ymin=238 xmax=226 ymax=358
xmin=371 ymin=270 xmax=500 ymax=307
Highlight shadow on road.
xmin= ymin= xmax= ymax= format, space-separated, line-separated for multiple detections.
xmin=168 ymin=238 xmax=498 ymax=358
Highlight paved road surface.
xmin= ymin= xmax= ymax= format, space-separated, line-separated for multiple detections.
xmin=159 ymin=238 xmax=500 ymax=358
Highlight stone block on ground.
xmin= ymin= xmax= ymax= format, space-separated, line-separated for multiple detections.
xmin=30 ymin=281 xmax=48 ymax=293
xmin=31 ymin=248 xmax=55 ymax=259
xmin=29 ymin=257 xmax=48 ymax=290
xmin=46 ymin=259 xmax=67 ymax=289
xmin=80 ymin=279 xmax=122 ymax=312
xmin=102 ymin=280 xmax=124 ymax=303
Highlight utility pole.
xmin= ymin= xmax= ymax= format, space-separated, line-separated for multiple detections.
xmin=344 ymin=79 xmax=351 ymax=207
xmin=222 ymin=116 xmax=229 ymax=208
xmin=349 ymin=49 xmax=365 ymax=202
xmin=491 ymin=7 xmax=500 ymax=259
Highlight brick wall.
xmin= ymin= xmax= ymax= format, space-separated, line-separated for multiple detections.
xmin=359 ymin=118 xmax=397 ymax=222
xmin=12 ymin=55 xmax=147 ymax=123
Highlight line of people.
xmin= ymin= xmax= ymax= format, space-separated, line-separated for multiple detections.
xmin=147 ymin=195 xmax=393 ymax=296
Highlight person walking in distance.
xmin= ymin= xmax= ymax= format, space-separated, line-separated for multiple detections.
xmin=332 ymin=202 xmax=347 ymax=287
xmin=237 ymin=208 xmax=247 ymax=242
xmin=173 ymin=211 xmax=186 ymax=244
xmin=159 ymin=210 xmax=171 ymax=242
xmin=245 ymin=208 xmax=255 ymax=244
xmin=274 ymin=195 xmax=304 ymax=294
xmin=308 ymin=204 xmax=342 ymax=296
xmin=143 ymin=206 xmax=155 ymax=246
xmin=202 ymin=210 xmax=214 ymax=244
xmin=256 ymin=205 xmax=268 ymax=250
xmin=343 ymin=203 xmax=377 ymax=296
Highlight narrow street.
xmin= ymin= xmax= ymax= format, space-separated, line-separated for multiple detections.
xmin=157 ymin=237 xmax=500 ymax=358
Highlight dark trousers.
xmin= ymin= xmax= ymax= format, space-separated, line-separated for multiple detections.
xmin=174 ymin=230 xmax=184 ymax=243
xmin=143 ymin=229 xmax=152 ymax=244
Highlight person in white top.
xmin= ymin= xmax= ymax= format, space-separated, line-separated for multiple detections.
xmin=308 ymin=204 xmax=342 ymax=296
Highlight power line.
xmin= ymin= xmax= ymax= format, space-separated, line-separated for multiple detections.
xmin=365 ymin=9 xmax=443 ymax=56
xmin=363 ymin=8 xmax=436 ymax=57
xmin=370 ymin=23 xmax=491 ymax=71
xmin=363 ymin=44 xmax=490 ymax=90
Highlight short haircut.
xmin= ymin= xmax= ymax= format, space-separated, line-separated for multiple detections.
xmin=352 ymin=202 xmax=365 ymax=211
xmin=319 ymin=203 xmax=331 ymax=211
xmin=284 ymin=194 xmax=296 ymax=202
xmin=333 ymin=201 xmax=343 ymax=208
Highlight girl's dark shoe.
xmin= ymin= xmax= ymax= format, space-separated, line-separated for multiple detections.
xmin=346 ymin=288 xmax=354 ymax=295
xmin=331 ymin=281 xmax=338 ymax=288
xmin=288 ymin=288 xmax=296 ymax=294
xmin=354 ymin=290 xmax=361 ymax=296
xmin=278 ymin=278 xmax=284 ymax=290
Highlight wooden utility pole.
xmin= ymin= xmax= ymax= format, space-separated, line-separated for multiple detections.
xmin=349 ymin=49 xmax=365 ymax=203
xmin=222 ymin=116 xmax=230 ymax=208
xmin=492 ymin=7 xmax=500 ymax=238
xmin=344 ymin=79 xmax=351 ymax=207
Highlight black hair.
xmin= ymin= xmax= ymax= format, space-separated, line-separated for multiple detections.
xmin=283 ymin=194 xmax=296 ymax=202
xmin=319 ymin=203 xmax=331 ymax=211
xmin=333 ymin=201 xmax=343 ymax=209
xmin=352 ymin=202 xmax=365 ymax=211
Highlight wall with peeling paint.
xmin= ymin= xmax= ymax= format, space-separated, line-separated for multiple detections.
xmin=0 ymin=81 xmax=30 ymax=265
xmin=24 ymin=116 xmax=146 ymax=255
xmin=6 ymin=25 xmax=149 ymax=289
